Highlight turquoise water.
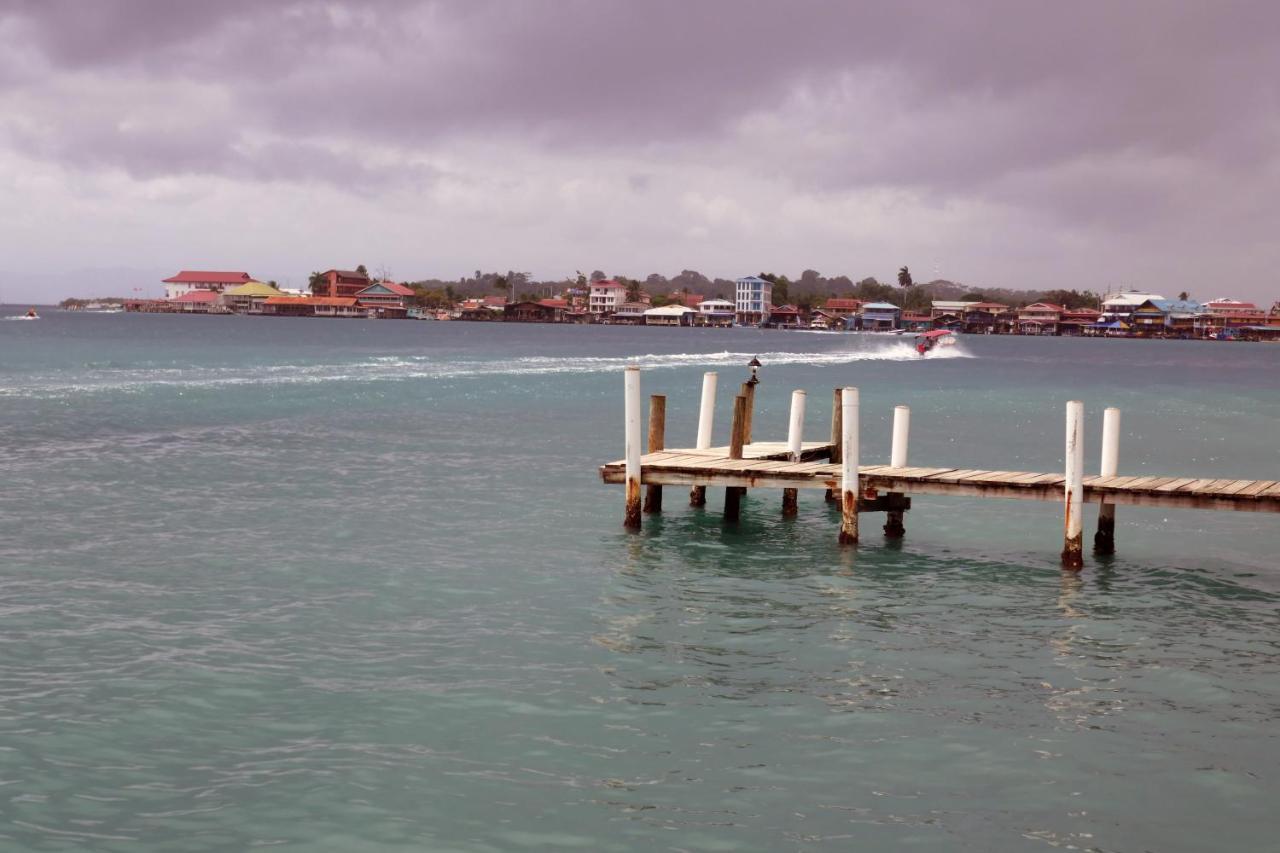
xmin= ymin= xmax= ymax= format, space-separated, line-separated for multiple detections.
xmin=1 ymin=311 xmax=1278 ymax=851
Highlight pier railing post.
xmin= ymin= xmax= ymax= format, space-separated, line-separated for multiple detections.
xmin=1094 ymin=407 xmax=1120 ymax=554
xmin=623 ymin=367 xmax=642 ymax=530
xmin=839 ymin=387 xmax=859 ymax=544
xmin=643 ymin=394 xmax=666 ymax=514
xmin=885 ymin=404 xmax=909 ymax=538
xmin=1062 ymin=400 xmax=1085 ymax=569
xmin=826 ymin=388 xmax=842 ymax=503
xmin=725 ymin=394 xmax=748 ymax=522
xmin=690 ymin=371 xmax=717 ymax=507
xmin=782 ymin=390 xmax=806 ymax=515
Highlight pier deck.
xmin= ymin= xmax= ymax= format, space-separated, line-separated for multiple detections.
xmin=601 ymin=446 xmax=1280 ymax=513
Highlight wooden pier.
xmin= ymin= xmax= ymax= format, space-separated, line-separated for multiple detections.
xmin=602 ymin=366 xmax=1280 ymax=570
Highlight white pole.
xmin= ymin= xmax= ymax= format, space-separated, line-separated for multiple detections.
xmin=787 ymin=390 xmax=807 ymax=463
xmin=781 ymin=390 xmax=806 ymax=515
xmin=624 ymin=366 xmax=642 ymax=529
xmin=696 ymin=371 xmax=717 ymax=450
xmin=839 ymin=386 xmax=859 ymax=544
xmin=890 ymin=405 xmax=910 ymax=468
xmin=1062 ymin=400 xmax=1084 ymax=568
xmin=1100 ymin=407 xmax=1120 ymax=478
xmin=1095 ymin=407 xmax=1120 ymax=554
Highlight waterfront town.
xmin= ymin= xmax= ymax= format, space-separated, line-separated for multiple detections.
xmin=98 ymin=267 xmax=1280 ymax=341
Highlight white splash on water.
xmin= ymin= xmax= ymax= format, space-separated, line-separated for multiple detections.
xmin=1 ymin=340 xmax=973 ymax=398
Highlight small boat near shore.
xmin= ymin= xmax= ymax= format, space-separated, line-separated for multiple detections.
xmin=915 ymin=329 xmax=955 ymax=355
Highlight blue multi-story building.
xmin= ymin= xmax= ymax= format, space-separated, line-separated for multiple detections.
xmin=735 ymin=276 xmax=773 ymax=325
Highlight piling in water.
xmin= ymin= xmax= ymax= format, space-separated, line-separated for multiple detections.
xmin=782 ymin=390 xmax=806 ymax=515
xmin=623 ymin=366 xmax=642 ymax=530
xmin=1094 ymin=407 xmax=1120 ymax=554
xmin=690 ymin=372 xmax=716 ymax=507
xmin=884 ymin=404 xmax=910 ymax=538
xmin=826 ymin=388 xmax=842 ymax=503
xmin=839 ymin=387 xmax=859 ymax=544
xmin=643 ymin=394 xmax=665 ymax=514
xmin=724 ymin=394 xmax=748 ymax=522
xmin=1062 ymin=400 xmax=1085 ymax=569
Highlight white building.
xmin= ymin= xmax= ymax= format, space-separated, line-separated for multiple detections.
xmin=161 ymin=270 xmax=253 ymax=300
xmin=735 ymin=276 xmax=773 ymax=325
xmin=643 ymin=305 xmax=696 ymax=326
xmin=588 ymin=280 xmax=627 ymax=315
xmin=697 ymin=298 xmax=736 ymax=327
xmin=1101 ymin=291 xmax=1166 ymax=323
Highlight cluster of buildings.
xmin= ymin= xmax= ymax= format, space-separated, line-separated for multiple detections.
xmin=128 ymin=272 xmax=1280 ymax=340
xmin=131 ymin=269 xmax=419 ymax=319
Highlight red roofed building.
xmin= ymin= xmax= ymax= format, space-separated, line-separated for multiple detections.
xmin=263 ymin=296 xmax=364 ymax=318
xmin=169 ymin=289 xmax=221 ymax=312
xmin=821 ymin=297 xmax=863 ymax=316
xmin=1017 ymin=303 xmax=1064 ymax=335
xmin=767 ymin=304 xmax=802 ymax=327
xmin=162 ymin=270 xmax=252 ymax=300
xmin=356 ymin=281 xmax=415 ymax=317
xmin=667 ymin=291 xmax=705 ymax=309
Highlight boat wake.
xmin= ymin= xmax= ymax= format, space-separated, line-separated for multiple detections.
xmin=1 ymin=343 xmax=972 ymax=398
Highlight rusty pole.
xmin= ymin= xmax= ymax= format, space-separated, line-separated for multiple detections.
xmin=1062 ymin=400 xmax=1085 ymax=569
xmin=825 ymin=387 xmax=842 ymax=503
xmin=724 ymin=394 xmax=748 ymax=522
xmin=740 ymin=381 xmax=756 ymax=447
xmin=838 ymin=386 xmax=859 ymax=544
xmin=623 ymin=367 xmax=642 ymax=530
xmin=643 ymin=394 xmax=665 ymax=514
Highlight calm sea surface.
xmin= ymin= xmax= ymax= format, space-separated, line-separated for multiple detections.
xmin=1 ymin=310 xmax=1278 ymax=852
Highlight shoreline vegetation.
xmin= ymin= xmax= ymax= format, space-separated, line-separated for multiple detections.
xmin=54 ymin=265 xmax=1280 ymax=341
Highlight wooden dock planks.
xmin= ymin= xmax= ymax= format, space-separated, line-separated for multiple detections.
xmin=600 ymin=450 xmax=1280 ymax=513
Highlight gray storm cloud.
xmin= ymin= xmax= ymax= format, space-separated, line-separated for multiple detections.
xmin=1 ymin=0 xmax=1278 ymax=300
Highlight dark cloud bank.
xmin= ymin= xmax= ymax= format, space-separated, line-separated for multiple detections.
xmin=2 ymin=0 xmax=1278 ymax=296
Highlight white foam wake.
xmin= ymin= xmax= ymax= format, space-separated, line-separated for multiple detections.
xmin=0 ymin=342 xmax=972 ymax=398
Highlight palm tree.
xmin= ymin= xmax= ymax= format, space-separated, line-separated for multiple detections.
xmin=897 ymin=266 xmax=913 ymax=288
xmin=308 ymin=271 xmax=326 ymax=295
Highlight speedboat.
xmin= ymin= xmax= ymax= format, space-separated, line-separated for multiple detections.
xmin=914 ymin=329 xmax=955 ymax=355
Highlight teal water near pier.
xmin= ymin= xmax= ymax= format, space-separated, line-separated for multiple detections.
xmin=1 ymin=311 xmax=1278 ymax=851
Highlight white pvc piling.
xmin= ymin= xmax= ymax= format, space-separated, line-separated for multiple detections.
xmin=623 ymin=366 xmax=642 ymax=529
xmin=1095 ymin=407 xmax=1121 ymax=554
xmin=1062 ymin=400 xmax=1084 ymax=568
xmin=690 ymin=371 xmax=718 ymax=507
xmin=787 ymin=390 xmax=807 ymax=463
xmin=696 ymin=371 xmax=717 ymax=450
xmin=782 ymin=390 xmax=806 ymax=515
xmin=891 ymin=405 xmax=910 ymax=468
xmin=839 ymin=387 xmax=859 ymax=544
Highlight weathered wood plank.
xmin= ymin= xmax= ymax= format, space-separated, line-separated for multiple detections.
xmin=1237 ymin=480 xmax=1276 ymax=497
xmin=1154 ymin=477 xmax=1199 ymax=492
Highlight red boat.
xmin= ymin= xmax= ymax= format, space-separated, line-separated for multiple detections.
xmin=914 ymin=329 xmax=954 ymax=355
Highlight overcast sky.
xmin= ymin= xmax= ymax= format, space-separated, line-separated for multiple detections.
xmin=2 ymin=0 xmax=1278 ymax=302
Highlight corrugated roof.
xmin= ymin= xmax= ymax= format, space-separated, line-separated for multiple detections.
xmin=263 ymin=296 xmax=359 ymax=306
xmin=224 ymin=281 xmax=283 ymax=298
xmin=171 ymin=290 xmax=219 ymax=302
xmin=162 ymin=270 xmax=251 ymax=284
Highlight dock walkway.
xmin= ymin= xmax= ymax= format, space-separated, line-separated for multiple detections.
xmin=601 ymin=447 xmax=1280 ymax=513
xmin=603 ymin=366 xmax=1278 ymax=569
